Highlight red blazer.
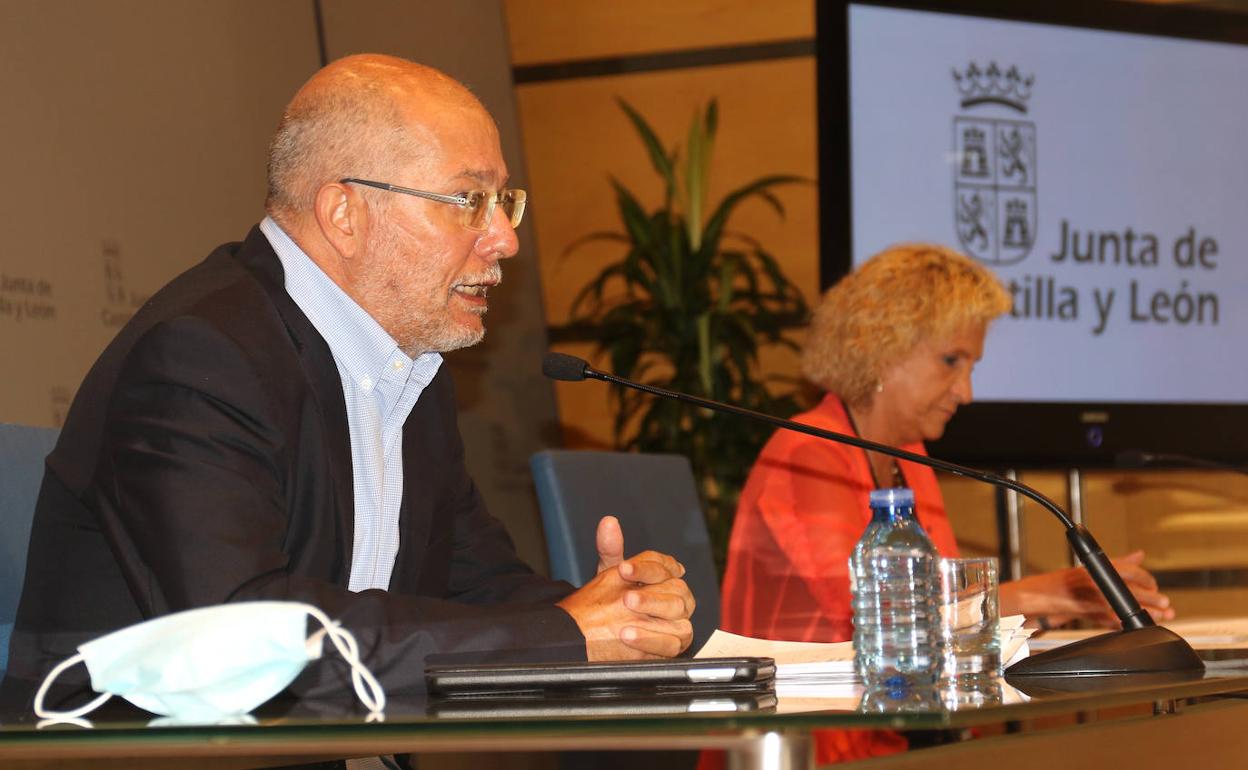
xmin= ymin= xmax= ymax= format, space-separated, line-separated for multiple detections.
xmin=721 ymin=394 xmax=959 ymax=643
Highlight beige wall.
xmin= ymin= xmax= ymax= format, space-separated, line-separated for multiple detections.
xmin=0 ymin=0 xmax=319 ymax=427
xmin=0 ymin=0 xmax=558 ymax=573
xmin=505 ymin=0 xmax=1248 ymax=619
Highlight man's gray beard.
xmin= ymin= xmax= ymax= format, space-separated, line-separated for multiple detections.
xmin=407 ymin=264 xmax=501 ymax=354
xmin=366 ymin=219 xmax=497 ymax=356
xmin=405 ymin=318 xmax=485 ymax=357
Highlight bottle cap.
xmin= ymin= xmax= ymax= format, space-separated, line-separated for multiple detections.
xmin=869 ymin=487 xmax=915 ymax=507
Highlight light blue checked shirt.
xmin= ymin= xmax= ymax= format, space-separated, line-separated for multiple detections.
xmin=261 ymin=217 xmax=443 ymax=592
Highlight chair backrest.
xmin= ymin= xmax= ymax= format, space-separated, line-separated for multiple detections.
xmin=0 ymin=423 xmax=58 ymax=678
xmin=530 ymin=449 xmax=720 ymax=653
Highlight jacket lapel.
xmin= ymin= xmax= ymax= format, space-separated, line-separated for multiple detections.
xmin=392 ymin=377 xmax=441 ymax=590
xmin=233 ymin=226 xmax=355 ymax=576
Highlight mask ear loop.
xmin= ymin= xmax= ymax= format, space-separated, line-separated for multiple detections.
xmin=305 ymin=607 xmax=386 ymax=721
xmin=34 ymin=653 xmax=113 ymax=726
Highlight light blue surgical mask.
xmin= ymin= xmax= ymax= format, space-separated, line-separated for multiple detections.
xmin=34 ymin=601 xmax=384 ymax=726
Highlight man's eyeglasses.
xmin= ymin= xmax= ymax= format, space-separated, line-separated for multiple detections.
xmin=340 ymin=178 xmax=527 ymax=232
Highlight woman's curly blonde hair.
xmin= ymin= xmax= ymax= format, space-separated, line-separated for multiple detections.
xmin=801 ymin=243 xmax=1011 ymax=406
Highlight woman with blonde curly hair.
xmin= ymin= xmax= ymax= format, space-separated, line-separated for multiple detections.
xmin=720 ymin=242 xmax=1173 ymax=660
xmin=701 ymin=244 xmax=1176 ymax=768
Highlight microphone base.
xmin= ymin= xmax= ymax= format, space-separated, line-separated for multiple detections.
xmin=1005 ymin=624 xmax=1205 ymax=680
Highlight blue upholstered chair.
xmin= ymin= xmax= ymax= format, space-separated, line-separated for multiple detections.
xmin=0 ymin=423 xmax=58 ymax=678
xmin=530 ymin=449 xmax=721 ymax=653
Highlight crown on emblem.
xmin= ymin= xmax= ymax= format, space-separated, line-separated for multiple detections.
xmin=1006 ymin=198 xmax=1028 ymax=214
xmin=952 ymin=61 xmax=1034 ymax=113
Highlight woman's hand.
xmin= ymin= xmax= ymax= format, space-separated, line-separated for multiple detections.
xmin=998 ymin=550 xmax=1175 ymax=628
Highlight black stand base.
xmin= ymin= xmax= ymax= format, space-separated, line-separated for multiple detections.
xmin=1006 ymin=624 xmax=1205 ymax=679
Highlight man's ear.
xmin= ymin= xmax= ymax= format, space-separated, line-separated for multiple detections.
xmin=312 ymin=182 xmax=366 ymax=262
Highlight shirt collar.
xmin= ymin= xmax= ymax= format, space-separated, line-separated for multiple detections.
xmin=259 ymin=216 xmax=442 ymax=392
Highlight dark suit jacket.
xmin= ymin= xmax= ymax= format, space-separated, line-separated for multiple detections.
xmin=4 ymin=226 xmax=584 ymax=705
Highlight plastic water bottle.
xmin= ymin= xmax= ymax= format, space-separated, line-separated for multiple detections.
xmin=850 ymin=487 xmax=942 ymax=692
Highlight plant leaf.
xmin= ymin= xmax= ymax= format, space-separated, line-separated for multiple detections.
xmin=560 ymin=230 xmax=631 ymax=259
xmin=617 ymin=99 xmax=677 ymax=201
xmin=610 ymin=177 xmax=658 ymax=255
xmin=701 ymin=174 xmax=807 ymax=256
xmin=684 ymin=107 xmax=706 ymax=251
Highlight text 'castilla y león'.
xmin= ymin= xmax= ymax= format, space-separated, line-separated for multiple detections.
xmin=1007 ymin=219 xmax=1222 ymax=336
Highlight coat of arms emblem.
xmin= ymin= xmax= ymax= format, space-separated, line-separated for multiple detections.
xmin=953 ymin=62 xmax=1036 ymax=265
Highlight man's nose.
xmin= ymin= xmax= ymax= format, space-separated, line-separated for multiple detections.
xmin=474 ymin=203 xmax=520 ymax=260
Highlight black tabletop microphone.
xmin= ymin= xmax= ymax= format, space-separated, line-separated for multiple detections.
xmin=1117 ymin=449 xmax=1248 ymax=475
xmin=543 ymin=351 xmax=1204 ymax=679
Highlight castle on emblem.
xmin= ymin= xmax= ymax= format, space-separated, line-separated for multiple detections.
xmin=1003 ymin=199 xmax=1031 ymax=248
xmin=961 ymin=126 xmax=989 ymax=177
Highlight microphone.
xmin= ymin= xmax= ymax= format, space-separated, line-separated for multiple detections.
xmin=543 ymin=352 xmax=1204 ymax=680
xmin=543 ymin=352 xmax=591 ymax=382
xmin=1117 ymin=449 xmax=1248 ymax=475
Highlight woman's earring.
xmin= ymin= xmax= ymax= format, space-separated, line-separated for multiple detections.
xmin=875 ymin=382 xmax=884 ymax=394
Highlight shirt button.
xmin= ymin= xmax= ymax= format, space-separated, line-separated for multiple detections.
xmin=360 ymin=377 xmax=374 ymax=391
xmin=392 ymin=359 xmax=406 ymax=371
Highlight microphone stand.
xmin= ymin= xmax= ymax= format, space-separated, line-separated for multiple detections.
xmin=544 ymin=353 xmax=1205 ymax=681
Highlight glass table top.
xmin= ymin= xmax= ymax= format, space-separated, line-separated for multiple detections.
xmin=3 ymin=663 xmax=1248 ymax=750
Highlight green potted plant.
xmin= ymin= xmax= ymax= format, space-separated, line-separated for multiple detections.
xmin=564 ymin=99 xmax=810 ymax=569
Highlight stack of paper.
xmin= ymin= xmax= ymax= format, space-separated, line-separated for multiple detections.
xmin=696 ymin=615 xmax=1034 ymax=695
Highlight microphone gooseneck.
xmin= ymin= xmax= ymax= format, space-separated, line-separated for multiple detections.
xmin=545 ymin=352 xmax=1206 ymax=679
xmin=1116 ymin=448 xmax=1248 ymax=475
xmin=1115 ymin=449 xmax=1156 ymax=469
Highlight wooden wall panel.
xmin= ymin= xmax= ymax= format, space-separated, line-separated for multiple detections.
xmin=517 ymin=58 xmax=820 ymax=324
xmin=515 ymin=57 xmax=820 ymax=447
xmin=505 ymin=0 xmax=813 ymax=64
xmin=943 ymin=469 xmax=1248 ymax=619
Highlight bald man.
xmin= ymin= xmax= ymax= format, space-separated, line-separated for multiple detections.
xmin=4 ymin=55 xmax=693 ymax=707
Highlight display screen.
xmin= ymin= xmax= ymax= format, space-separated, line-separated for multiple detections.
xmin=818 ymin=1 xmax=1248 ymax=464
